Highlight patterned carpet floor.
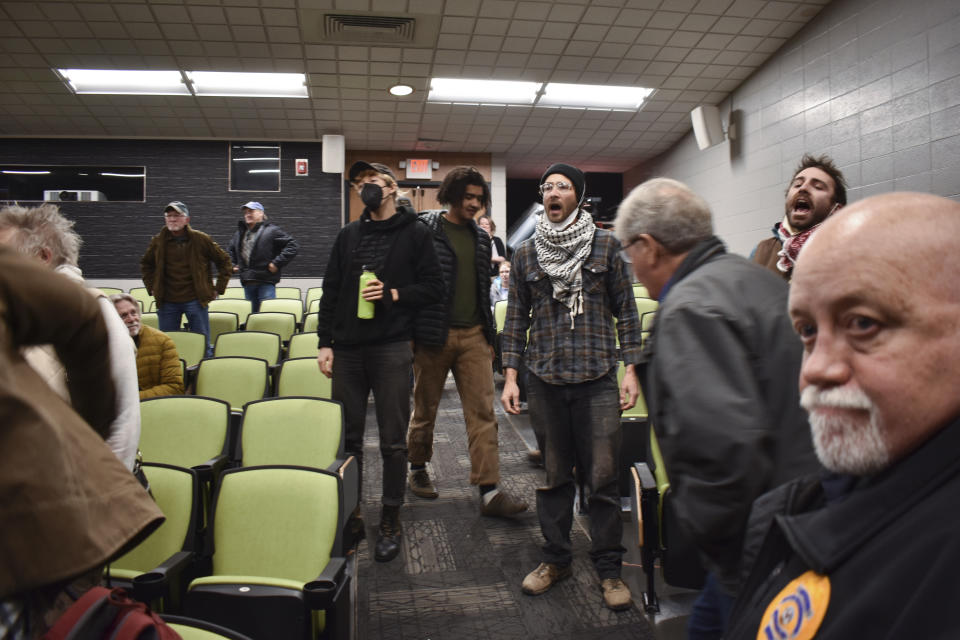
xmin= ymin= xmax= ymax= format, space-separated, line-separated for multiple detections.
xmin=352 ymin=375 xmax=657 ymax=640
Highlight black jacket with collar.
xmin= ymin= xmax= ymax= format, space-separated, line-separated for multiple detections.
xmin=227 ymin=220 xmax=299 ymax=285
xmin=726 ymin=415 xmax=960 ymax=640
xmin=317 ymin=206 xmax=443 ymax=348
xmin=413 ymin=211 xmax=496 ymax=348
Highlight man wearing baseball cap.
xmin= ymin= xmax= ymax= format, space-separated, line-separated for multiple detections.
xmin=227 ymin=201 xmax=299 ymax=311
xmin=141 ymin=200 xmax=233 ymax=356
xmin=317 ymin=160 xmax=443 ymax=563
xmin=501 ymin=163 xmax=642 ymax=611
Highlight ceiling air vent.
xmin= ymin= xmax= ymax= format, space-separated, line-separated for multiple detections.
xmin=325 ymin=15 xmax=415 ymax=43
xmin=300 ymin=10 xmax=441 ymax=48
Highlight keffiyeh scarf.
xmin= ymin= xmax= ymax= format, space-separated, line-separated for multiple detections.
xmin=776 ymin=219 xmax=821 ymax=276
xmin=535 ymin=209 xmax=595 ymax=329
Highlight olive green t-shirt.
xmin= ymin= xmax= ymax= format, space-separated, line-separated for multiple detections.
xmin=441 ymin=217 xmax=482 ymax=328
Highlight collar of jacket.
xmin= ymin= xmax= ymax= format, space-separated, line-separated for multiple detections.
xmin=658 ymin=235 xmax=726 ymax=302
xmin=161 ymin=223 xmax=194 ymax=240
xmin=419 ymin=210 xmax=480 ymax=239
xmin=776 ymin=414 xmax=960 ymax=574
xmin=237 ymin=219 xmax=266 ymax=233
xmin=359 ymin=205 xmax=416 ymax=232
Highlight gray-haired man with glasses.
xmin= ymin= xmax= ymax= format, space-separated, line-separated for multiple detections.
xmin=141 ymin=201 xmax=233 ymax=356
xmin=501 ymin=162 xmax=641 ymax=611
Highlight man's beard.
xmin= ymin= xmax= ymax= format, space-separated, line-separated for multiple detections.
xmin=800 ymin=385 xmax=890 ymax=475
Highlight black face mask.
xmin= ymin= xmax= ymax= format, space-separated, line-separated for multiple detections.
xmin=360 ymin=183 xmax=383 ymax=210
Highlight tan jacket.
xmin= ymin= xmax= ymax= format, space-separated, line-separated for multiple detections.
xmin=136 ymin=324 xmax=184 ymax=399
xmin=752 ymin=236 xmax=789 ymax=281
xmin=140 ymin=224 xmax=233 ymax=306
xmin=0 ymin=248 xmax=163 ymax=599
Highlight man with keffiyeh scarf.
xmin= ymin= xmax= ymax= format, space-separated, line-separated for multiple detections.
xmin=501 ymin=163 xmax=641 ymax=612
xmin=752 ymin=154 xmax=847 ymax=281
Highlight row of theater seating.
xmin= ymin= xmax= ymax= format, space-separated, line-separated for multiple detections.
xmin=98 ymin=286 xmax=324 ymax=316
xmin=114 ymin=395 xmax=357 ymax=639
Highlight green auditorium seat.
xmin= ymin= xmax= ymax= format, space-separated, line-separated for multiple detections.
xmin=287 ymin=333 xmax=320 ymax=360
xmin=244 ymin=311 xmax=297 ymax=344
xmin=258 ymin=298 xmax=303 ymax=325
xmin=161 ymin=616 xmax=255 ymax=640
xmin=129 ymin=287 xmax=155 ymax=314
xmin=108 ymin=463 xmax=202 ymax=613
xmin=183 ymin=466 xmax=354 ymax=640
xmin=275 ymin=286 xmax=303 ymax=301
xmin=629 ymin=427 xmax=706 ymax=613
xmin=208 ymin=311 xmax=239 ymax=345
xmin=208 ymin=299 xmax=252 ymax=327
xmin=220 ymin=288 xmax=246 ymax=299
xmin=276 ymin=357 xmax=331 ymax=400
xmin=165 ymin=330 xmax=206 ymax=369
xmin=214 ymin=331 xmax=281 ymax=367
xmin=195 ymin=357 xmax=269 ymax=414
xmin=302 ymin=312 xmax=319 ymax=334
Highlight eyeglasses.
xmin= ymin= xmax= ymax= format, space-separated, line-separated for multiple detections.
xmin=539 ymin=181 xmax=573 ymax=196
xmin=164 ymin=212 xmax=186 ymax=218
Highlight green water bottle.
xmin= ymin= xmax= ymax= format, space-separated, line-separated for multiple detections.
xmin=357 ymin=266 xmax=376 ymax=319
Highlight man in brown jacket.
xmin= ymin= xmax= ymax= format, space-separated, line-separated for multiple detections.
xmin=752 ymin=154 xmax=847 ymax=281
xmin=0 ymin=247 xmax=163 ymax=636
xmin=141 ymin=200 xmax=232 ymax=356
xmin=112 ymin=293 xmax=184 ymax=398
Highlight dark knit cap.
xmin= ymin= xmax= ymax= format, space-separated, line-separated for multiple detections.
xmin=540 ymin=163 xmax=586 ymax=205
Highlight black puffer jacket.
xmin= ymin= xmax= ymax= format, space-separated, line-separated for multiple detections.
xmin=227 ymin=220 xmax=299 ymax=285
xmin=414 ymin=211 xmax=496 ymax=348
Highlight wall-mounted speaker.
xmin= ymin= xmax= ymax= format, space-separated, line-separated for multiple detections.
xmin=321 ymin=134 xmax=345 ymax=173
xmin=690 ymin=105 xmax=724 ymax=150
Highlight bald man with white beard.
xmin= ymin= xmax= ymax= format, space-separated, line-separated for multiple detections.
xmin=724 ymin=192 xmax=960 ymax=640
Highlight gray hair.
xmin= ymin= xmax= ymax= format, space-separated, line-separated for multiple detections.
xmin=614 ymin=178 xmax=713 ymax=254
xmin=0 ymin=203 xmax=82 ymax=266
xmin=110 ymin=292 xmax=139 ymax=310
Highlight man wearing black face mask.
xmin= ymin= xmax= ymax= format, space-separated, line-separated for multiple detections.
xmin=317 ymin=160 xmax=443 ymax=564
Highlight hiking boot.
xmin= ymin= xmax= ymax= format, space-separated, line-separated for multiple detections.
xmin=480 ymin=490 xmax=528 ymax=517
xmin=600 ymin=578 xmax=633 ymax=611
xmin=374 ymin=505 xmax=402 ymax=563
xmin=408 ymin=468 xmax=439 ymax=499
xmin=521 ymin=562 xmax=572 ymax=595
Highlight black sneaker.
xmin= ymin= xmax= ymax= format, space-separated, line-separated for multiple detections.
xmin=374 ymin=505 xmax=402 ymax=562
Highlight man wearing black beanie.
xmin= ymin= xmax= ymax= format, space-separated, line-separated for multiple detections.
xmin=501 ymin=162 xmax=642 ymax=611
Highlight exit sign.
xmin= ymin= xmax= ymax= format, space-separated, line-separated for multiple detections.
xmin=405 ymin=158 xmax=433 ymax=180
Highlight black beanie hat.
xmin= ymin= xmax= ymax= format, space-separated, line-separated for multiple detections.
xmin=540 ymin=163 xmax=586 ymax=206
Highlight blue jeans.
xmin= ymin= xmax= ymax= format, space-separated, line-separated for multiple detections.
xmin=687 ymin=573 xmax=735 ymax=640
xmin=332 ymin=342 xmax=413 ymax=507
xmin=527 ymin=369 xmax=625 ymax=578
xmin=243 ymin=282 xmax=276 ymax=312
xmin=157 ymin=299 xmax=212 ymax=356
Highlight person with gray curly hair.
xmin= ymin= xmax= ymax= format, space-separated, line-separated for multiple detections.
xmin=614 ymin=178 xmax=819 ymax=639
xmin=0 ymin=203 xmax=141 ymax=471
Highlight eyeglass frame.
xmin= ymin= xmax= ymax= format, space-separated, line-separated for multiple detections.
xmin=539 ymin=181 xmax=574 ymax=196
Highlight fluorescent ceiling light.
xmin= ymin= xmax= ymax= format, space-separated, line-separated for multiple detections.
xmin=233 ymin=157 xmax=280 ymax=162
xmin=188 ymin=71 xmax=308 ymax=98
xmin=429 ymin=78 xmax=540 ymax=105
xmin=100 ymin=172 xmax=145 ymax=177
xmin=58 ymin=69 xmax=189 ymax=95
xmin=389 ymin=84 xmax=414 ymax=96
xmin=249 ymin=169 xmax=280 ymax=174
xmin=539 ymin=83 xmax=654 ymax=110
xmin=3 ymin=170 xmax=51 ymax=175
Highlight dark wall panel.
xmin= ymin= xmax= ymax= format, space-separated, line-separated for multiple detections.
xmin=0 ymin=139 xmax=341 ymax=279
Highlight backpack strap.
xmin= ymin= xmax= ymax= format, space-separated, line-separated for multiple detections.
xmin=42 ymin=586 xmax=113 ymax=640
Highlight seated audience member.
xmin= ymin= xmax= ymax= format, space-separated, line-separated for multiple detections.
xmin=111 ymin=293 xmax=184 ymax=398
xmin=724 ymin=193 xmax=960 ymax=639
xmin=0 ymin=204 xmax=140 ymax=470
xmin=614 ymin=178 xmax=819 ymax=638
xmin=490 ymin=260 xmax=510 ymax=312
xmin=0 ymin=247 xmax=163 ymax=638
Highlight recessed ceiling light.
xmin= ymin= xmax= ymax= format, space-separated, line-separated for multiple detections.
xmin=57 ymin=69 xmax=189 ymax=95
xmin=429 ymin=78 xmax=541 ymax=105
xmin=539 ymin=83 xmax=654 ymax=110
xmin=389 ymin=84 xmax=414 ymax=96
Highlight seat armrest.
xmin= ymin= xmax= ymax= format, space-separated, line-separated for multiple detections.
xmin=193 ymin=454 xmax=229 ymax=482
xmin=337 ymin=456 xmax=359 ymax=516
xmin=132 ymin=550 xmax=195 ymax=603
xmin=302 ymin=556 xmax=347 ymax=609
